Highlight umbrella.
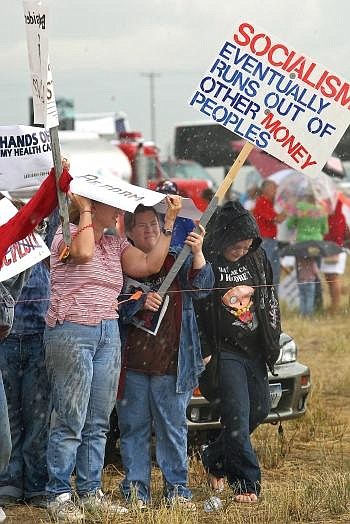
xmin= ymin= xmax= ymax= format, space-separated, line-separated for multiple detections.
xmin=231 ymin=141 xmax=345 ymax=180
xmin=275 ymin=170 xmax=337 ymax=215
xmin=280 ymin=240 xmax=343 ymax=258
xmin=231 ymin=140 xmax=288 ymax=178
xmin=322 ymin=156 xmax=346 ymax=179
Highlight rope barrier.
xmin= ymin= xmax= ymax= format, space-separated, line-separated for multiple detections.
xmin=0 ymin=278 xmax=342 ymax=306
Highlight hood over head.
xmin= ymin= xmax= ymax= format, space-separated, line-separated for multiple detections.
xmin=204 ymin=200 xmax=261 ymax=259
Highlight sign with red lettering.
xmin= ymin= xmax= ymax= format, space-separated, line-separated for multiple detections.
xmin=189 ymin=20 xmax=350 ymax=177
xmin=0 ymin=198 xmax=50 ymax=282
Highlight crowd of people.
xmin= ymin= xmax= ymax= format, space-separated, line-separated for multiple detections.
xmin=248 ymin=180 xmax=349 ymax=316
xmin=0 ymin=172 xmax=284 ymax=522
xmin=0 ymin=167 xmax=348 ymax=522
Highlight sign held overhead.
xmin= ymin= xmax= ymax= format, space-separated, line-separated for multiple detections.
xmin=190 ymin=20 xmax=350 ymax=177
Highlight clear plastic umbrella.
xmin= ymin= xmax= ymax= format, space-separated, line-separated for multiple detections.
xmin=275 ymin=171 xmax=337 ymax=216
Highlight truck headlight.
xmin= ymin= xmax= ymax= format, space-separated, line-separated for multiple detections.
xmin=276 ymin=333 xmax=297 ymax=364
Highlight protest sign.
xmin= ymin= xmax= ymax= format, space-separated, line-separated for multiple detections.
xmin=0 ymin=125 xmax=52 ymax=190
xmin=189 ymin=20 xmax=350 ymax=177
xmin=70 ymin=173 xmax=165 ymax=213
xmin=23 ymin=0 xmax=58 ymax=129
xmin=0 ymin=198 xmax=50 ymax=282
xmin=70 ymin=172 xmax=201 ymax=218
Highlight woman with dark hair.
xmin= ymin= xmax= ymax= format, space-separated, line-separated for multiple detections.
xmin=116 ymin=204 xmax=213 ymax=509
xmin=195 ymin=201 xmax=281 ymax=502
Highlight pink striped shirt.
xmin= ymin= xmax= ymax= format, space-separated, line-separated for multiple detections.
xmin=46 ymin=225 xmax=130 ymax=326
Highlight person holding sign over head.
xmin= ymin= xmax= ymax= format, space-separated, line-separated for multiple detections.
xmin=116 ymin=205 xmax=213 ymax=510
xmin=44 ymin=180 xmax=182 ymax=521
xmin=195 ymin=201 xmax=281 ymax=503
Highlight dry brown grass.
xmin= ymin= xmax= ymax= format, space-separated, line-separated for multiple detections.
xmin=6 ymin=267 xmax=350 ymax=523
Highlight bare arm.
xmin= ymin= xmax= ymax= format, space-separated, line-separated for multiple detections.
xmin=121 ymin=195 xmax=182 ymax=278
xmin=64 ymin=193 xmax=95 ymax=263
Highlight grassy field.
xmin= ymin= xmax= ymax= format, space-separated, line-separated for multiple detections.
xmin=5 ymin=269 xmax=350 ymax=523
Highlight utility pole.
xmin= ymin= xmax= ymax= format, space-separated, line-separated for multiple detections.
xmin=141 ymin=72 xmax=161 ymax=143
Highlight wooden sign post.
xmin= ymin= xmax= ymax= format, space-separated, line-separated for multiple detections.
xmin=157 ymin=141 xmax=253 ymax=296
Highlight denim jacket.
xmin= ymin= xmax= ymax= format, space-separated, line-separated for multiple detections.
xmin=0 ymin=269 xmax=32 ymax=339
xmin=119 ymin=247 xmax=214 ymax=394
xmin=2 ymin=208 xmax=59 ymax=337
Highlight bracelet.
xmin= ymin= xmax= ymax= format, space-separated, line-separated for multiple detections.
xmin=80 ymin=210 xmax=92 ymax=214
xmin=58 ymin=224 xmax=93 ymax=262
xmin=75 ymin=223 xmax=93 ymax=237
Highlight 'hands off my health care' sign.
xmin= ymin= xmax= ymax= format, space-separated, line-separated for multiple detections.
xmin=190 ymin=20 xmax=350 ymax=177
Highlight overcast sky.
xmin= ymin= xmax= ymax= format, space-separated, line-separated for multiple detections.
xmin=1 ymin=0 xmax=349 ymax=156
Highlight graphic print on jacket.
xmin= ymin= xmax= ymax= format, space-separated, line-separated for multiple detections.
xmin=217 ymin=256 xmax=260 ymax=358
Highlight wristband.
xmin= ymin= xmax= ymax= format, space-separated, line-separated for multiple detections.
xmin=162 ymin=227 xmax=173 ymax=237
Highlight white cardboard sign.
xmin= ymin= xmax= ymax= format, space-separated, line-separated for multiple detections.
xmin=190 ymin=20 xmax=350 ymax=177
xmin=0 ymin=198 xmax=50 ymax=282
xmin=0 ymin=125 xmax=52 ymax=190
xmin=70 ymin=173 xmax=166 ymax=213
xmin=70 ymin=172 xmax=202 ymax=218
xmin=23 ymin=0 xmax=59 ymax=129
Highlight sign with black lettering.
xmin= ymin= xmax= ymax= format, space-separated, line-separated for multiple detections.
xmin=23 ymin=0 xmax=58 ymax=129
xmin=0 ymin=125 xmax=52 ymax=190
xmin=0 ymin=126 xmax=52 ymax=191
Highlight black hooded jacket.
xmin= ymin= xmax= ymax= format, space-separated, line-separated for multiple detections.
xmin=195 ymin=201 xmax=281 ymax=399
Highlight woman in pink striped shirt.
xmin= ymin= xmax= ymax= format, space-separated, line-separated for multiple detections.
xmin=44 ymin=192 xmax=181 ymax=521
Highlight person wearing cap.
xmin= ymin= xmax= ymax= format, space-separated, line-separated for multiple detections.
xmin=195 ymin=201 xmax=281 ymax=503
xmin=155 ymin=180 xmax=196 ymax=247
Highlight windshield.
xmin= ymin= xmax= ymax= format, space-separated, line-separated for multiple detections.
xmin=161 ymin=161 xmax=214 ymax=181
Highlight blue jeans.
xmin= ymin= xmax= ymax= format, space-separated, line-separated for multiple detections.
xmin=261 ymin=238 xmax=280 ymax=286
xmin=0 ymin=334 xmax=49 ymax=499
xmin=44 ymin=320 xmax=120 ymax=497
xmin=117 ymin=371 xmax=192 ymax=502
xmin=299 ymin=281 xmax=316 ymax=316
xmin=0 ymin=371 xmax=11 ymax=474
xmin=201 ymin=352 xmax=270 ymax=496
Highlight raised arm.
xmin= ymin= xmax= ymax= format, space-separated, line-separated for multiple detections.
xmin=121 ymin=195 xmax=182 ymax=278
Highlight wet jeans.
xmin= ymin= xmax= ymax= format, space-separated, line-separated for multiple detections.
xmin=0 ymin=371 xmax=11 ymax=474
xmin=117 ymin=371 xmax=192 ymax=502
xmin=0 ymin=334 xmax=49 ymax=499
xmin=44 ymin=320 xmax=120 ymax=497
xmin=298 ymin=281 xmax=316 ymax=316
xmin=201 ymin=352 xmax=270 ymax=496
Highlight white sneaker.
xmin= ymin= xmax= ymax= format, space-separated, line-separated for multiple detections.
xmin=168 ymin=496 xmax=197 ymax=512
xmin=47 ymin=493 xmax=84 ymax=522
xmin=0 ymin=507 xmax=6 ymax=523
xmin=80 ymin=489 xmax=128 ymax=514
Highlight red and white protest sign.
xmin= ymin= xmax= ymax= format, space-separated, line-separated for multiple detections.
xmin=190 ymin=20 xmax=350 ymax=177
xmin=0 ymin=198 xmax=50 ymax=282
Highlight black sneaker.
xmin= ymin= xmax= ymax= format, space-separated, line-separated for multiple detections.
xmin=25 ymin=495 xmax=48 ymax=508
xmin=0 ymin=495 xmax=19 ymax=507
